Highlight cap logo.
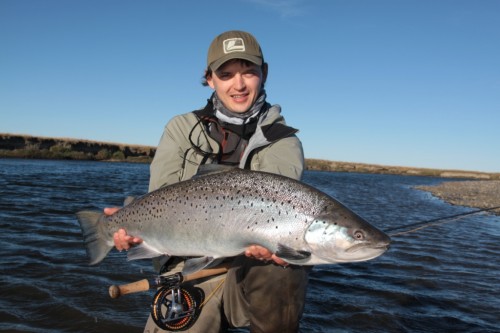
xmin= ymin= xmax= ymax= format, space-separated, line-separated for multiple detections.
xmin=223 ymin=38 xmax=245 ymax=54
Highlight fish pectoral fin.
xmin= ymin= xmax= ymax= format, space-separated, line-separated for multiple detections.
xmin=126 ymin=242 xmax=164 ymax=261
xmin=182 ymin=257 xmax=224 ymax=276
xmin=276 ymin=244 xmax=311 ymax=261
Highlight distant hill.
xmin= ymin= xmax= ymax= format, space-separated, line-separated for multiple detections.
xmin=1 ymin=133 xmax=498 ymax=180
xmin=0 ymin=133 xmax=154 ymax=163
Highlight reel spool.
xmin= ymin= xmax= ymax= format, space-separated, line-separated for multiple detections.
xmin=151 ymin=285 xmax=205 ymax=331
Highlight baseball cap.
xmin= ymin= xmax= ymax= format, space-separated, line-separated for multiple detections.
xmin=207 ymin=30 xmax=264 ymax=71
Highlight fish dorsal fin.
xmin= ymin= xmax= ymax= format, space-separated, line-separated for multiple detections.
xmin=194 ymin=164 xmax=239 ymax=178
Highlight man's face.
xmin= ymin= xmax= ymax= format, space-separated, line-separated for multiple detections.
xmin=207 ymin=59 xmax=266 ymax=114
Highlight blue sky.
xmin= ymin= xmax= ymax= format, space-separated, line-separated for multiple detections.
xmin=1 ymin=0 xmax=499 ymax=172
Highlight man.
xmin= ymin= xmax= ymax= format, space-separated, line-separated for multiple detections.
xmin=110 ymin=30 xmax=309 ymax=333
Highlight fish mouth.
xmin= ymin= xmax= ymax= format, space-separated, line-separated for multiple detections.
xmin=330 ymin=242 xmax=390 ymax=263
xmin=345 ymin=242 xmax=390 ymax=254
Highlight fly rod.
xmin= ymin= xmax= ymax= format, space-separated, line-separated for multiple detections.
xmin=109 ymin=263 xmax=230 ymax=299
xmin=387 ymin=205 xmax=500 ymax=237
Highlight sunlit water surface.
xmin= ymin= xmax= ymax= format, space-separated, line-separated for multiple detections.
xmin=0 ymin=159 xmax=498 ymax=332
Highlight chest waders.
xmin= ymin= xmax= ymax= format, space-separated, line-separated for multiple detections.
xmin=150 ymin=106 xmax=260 ymax=331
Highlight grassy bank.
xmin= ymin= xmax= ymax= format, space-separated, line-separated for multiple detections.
xmin=305 ymin=158 xmax=500 ymax=180
xmin=1 ymin=133 xmax=499 ymax=179
xmin=0 ymin=133 xmax=154 ymax=163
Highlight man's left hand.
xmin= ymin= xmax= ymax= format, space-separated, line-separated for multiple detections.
xmin=245 ymin=245 xmax=288 ymax=266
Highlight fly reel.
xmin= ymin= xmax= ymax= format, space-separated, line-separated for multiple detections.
xmin=151 ymin=284 xmax=205 ymax=331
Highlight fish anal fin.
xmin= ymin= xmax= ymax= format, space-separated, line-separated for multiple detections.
xmin=127 ymin=242 xmax=165 ymax=261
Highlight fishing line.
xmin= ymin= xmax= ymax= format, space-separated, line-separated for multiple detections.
xmin=386 ymin=205 xmax=500 ymax=237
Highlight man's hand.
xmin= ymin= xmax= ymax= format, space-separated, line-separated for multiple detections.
xmin=245 ymin=245 xmax=288 ymax=266
xmin=104 ymin=207 xmax=143 ymax=251
xmin=104 ymin=208 xmax=284 ymax=265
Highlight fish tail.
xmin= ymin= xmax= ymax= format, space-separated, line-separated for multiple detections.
xmin=76 ymin=210 xmax=113 ymax=265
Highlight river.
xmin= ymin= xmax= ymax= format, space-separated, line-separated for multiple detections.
xmin=0 ymin=159 xmax=498 ymax=332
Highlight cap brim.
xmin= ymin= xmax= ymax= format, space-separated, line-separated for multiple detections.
xmin=210 ymin=54 xmax=263 ymax=71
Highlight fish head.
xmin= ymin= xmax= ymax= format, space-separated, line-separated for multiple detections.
xmin=304 ymin=203 xmax=391 ymax=264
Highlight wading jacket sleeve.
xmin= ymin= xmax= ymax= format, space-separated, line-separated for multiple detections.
xmin=148 ymin=104 xmax=304 ymax=192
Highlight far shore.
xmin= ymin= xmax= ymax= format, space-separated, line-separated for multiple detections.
xmin=416 ymin=180 xmax=500 ymax=215
xmin=1 ymin=133 xmax=499 ymax=180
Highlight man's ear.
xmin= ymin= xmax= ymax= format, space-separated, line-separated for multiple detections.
xmin=205 ymin=69 xmax=215 ymax=89
xmin=262 ymin=63 xmax=268 ymax=85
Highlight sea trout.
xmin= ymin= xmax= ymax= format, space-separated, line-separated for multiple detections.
xmin=76 ymin=167 xmax=390 ymax=274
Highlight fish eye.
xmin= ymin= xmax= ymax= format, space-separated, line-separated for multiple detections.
xmin=353 ymin=230 xmax=364 ymax=240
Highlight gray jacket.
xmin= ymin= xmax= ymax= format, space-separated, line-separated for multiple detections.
xmin=149 ymin=104 xmax=304 ymax=192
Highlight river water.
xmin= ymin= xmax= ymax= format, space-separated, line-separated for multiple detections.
xmin=0 ymin=159 xmax=498 ymax=333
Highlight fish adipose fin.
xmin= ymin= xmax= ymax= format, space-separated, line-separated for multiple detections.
xmin=123 ymin=196 xmax=136 ymax=206
xmin=276 ymin=244 xmax=311 ymax=262
xmin=76 ymin=211 xmax=114 ymax=265
xmin=182 ymin=256 xmax=224 ymax=275
xmin=127 ymin=242 xmax=165 ymax=261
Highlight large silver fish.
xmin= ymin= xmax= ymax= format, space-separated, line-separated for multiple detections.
xmin=76 ymin=167 xmax=390 ymax=274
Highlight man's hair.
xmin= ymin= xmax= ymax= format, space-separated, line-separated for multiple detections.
xmin=201 ymin=59 xmax=267 ymax=87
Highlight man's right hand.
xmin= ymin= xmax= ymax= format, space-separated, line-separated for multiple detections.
xmin=104 ymin=207 xmax=143 ymax=251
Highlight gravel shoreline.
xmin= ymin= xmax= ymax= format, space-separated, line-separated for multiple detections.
xmin=416 ymin=180 xmax=500 ymax=215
